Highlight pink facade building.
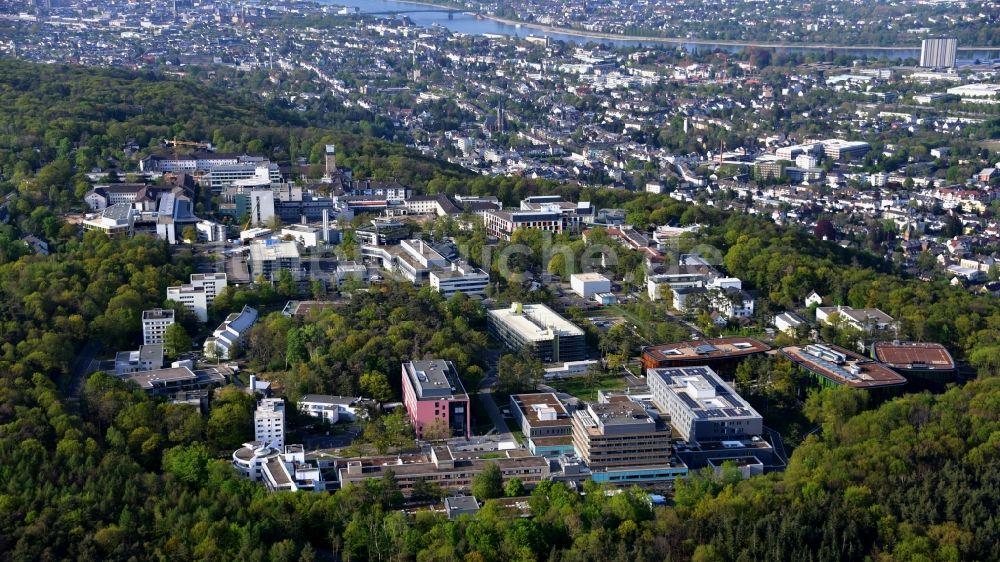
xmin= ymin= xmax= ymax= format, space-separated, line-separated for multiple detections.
xmin=402 ymin=359 xmax=470 ymax=439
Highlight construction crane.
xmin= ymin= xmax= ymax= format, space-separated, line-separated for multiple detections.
xmin=163 ymin=137 xmax=211 ymax=149
xmin=163 ymin=136 xmax=211 ymax=159
xmin=242 ymin=194 xmax=259 ymax=233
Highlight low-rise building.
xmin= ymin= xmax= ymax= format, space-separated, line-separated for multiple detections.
xmin=114 ymin=343 xmax=164 ymax=375
xmin=354 ymin=218 xmax=408 ymax=246
xmin=298 ymin=395 xmax=364 ymax=424
xmin=510 ymin=393 xmax=575 ymax=456
xmin=487 ymin=303 xmax=586 ymax=363
xmin=641 ymin=337 xmax=771 ymax=375
xmin=280 ymin=224 xmax=325 ymax=248
xmin=543 ymin=359 xmax=601 ymax=379
xmin=816 ymin=305 xmax=895 ymax=333
xmin=122 ymin=364 xmax=229 ymax=397
xmin=232 ymin=442 xmax=328 ymax=492
xmin=570 ymin=272 xmax=612 ymax=298
xmin=648 ymin=366 xmax=763 ymax=442
xmin=82 ymin=203 xmax=136 ymax=239
xmin=363 ymin=239 xmax=449 ymax=284
xmin=337 ymin=446 xmax=549 ymax=494
xmin=429 ymin=260 xmax=490 ymax=298
xmin=335 ymin=261 xmax=369 ymax=287
xmin=871 ymin=341 xmax=956 ymax=387
xmin=773 ymin=311 xmax=807 ymax=335
xmin=781 ymin=343 xmax=907 ymax=391
xmin=204 ymin=305 xmax=258 ymax=360
xmin=444 ymin=496 xmax=480 ymax=519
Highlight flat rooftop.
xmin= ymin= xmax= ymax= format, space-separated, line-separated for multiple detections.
xmin=340 ymin=450 xmax=547 ymax=479
xmin=570 ymin=272 xmax=610 ymax=282
xmin=283 ymin=300 xmax=338 ymax=317
xmin=191 ymin=272 xmax=227 ymax=282
xmin=125 ymin=367 xmax=195 ymax=389
xmin=872 ymin=341 xmax=956 ymax=371
xmin=405 ymin=359 xmax=469 ymax=401
xmin=511 ymin=393 xmax=571 ymax=428
xmin=488 ymin=303 xmax=584 ymax=342
xmin=401 ymin=239 xmax=446 ymax=261
xmin=250 ymin=240 xmax=300 ymax=261
xmin=299 ymin=394 xmax=359 ymax=406
xmin=576 ymin=400 xmax=658 ymax=436
xmin=643 ymin=337 xmax=771 ymax=363
xmin=138 ymin=344 xmax=163 ymax=362
xmin=649 ymin=366 xmax=761 ymax=421
xmin=142 ymin=308 xmax=175 ymax=321
xmin=781 ymin=343 xmax=907 ymax=389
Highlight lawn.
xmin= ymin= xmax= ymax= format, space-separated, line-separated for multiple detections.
xmin=548 ymin=374 xmax=627 ymax=401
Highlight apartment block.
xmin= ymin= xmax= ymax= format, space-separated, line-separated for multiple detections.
xmin=166 ymin=285 xmax=208 ymax=322
xmin=142 ymin=308 xmax=175 ymax=345
xmin=255 ymin=398 xmax=286 ymax=448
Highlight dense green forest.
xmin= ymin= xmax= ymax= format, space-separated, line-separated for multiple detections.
xmin=1 ymin=59 xmax=999 ymax=561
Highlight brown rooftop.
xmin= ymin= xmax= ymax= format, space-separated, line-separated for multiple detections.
xmin=511 ymin=393 xmax=571 ymax=427
xmin=642 ymin=337 xmax=771 ymax=368
xmin=872 ymin=341 xmax=956 ymax=371
xmin=781 ymin=343 xmax=907 ymax=389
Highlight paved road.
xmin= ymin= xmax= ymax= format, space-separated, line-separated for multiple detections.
xmin=477 ymin=349 xmax=514 ymax=442
xmin=477 ymin=389 xmax=513 ymax=442
xmin=64 ymin=340 xmax=101 ymax=398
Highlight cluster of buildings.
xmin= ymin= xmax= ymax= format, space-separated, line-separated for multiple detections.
xmin=82 ymin=177 xmax=202 ymax=244
xmin=647 ymin=255 xmax=755 ymax=325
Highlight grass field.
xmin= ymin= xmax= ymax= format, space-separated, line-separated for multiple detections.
xmin=548 ymin=374 xmax=627 ymax=401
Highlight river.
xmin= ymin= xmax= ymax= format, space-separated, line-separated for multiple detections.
xmin=326 ymin=0 xmax=1000 ymax=61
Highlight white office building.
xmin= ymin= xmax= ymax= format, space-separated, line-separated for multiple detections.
xmin=570 ymin=272 xmax=612 ymax=298
xmin=254 ymin=398 xmax=286 ymax=448
xmin=167 ymin=273 xmax=228 ymax=322
xmin=430 ymin=260 xmax=490 ymax=297
xmin=142 ymin=309 xmax=175 ymax=345
xmin=190 ymin=273 xmax=228 ymax=304
xmin=166 ymin=285 xmax=209 ymax=323
xmin=298 ymin=395 xmax=363 ymax=424
xmin=649 ymin=366 xmax=763 ymax=443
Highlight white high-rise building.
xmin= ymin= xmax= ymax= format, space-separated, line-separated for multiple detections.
xmin=141 ymin=309 xmax=176 ymax=345
xmin=190 ymin=273 xmax=227 ymax=304
xmin=166 ymin=285 xmax=208 ymax=322
xmin=166 ymin=273 xmax=227 ymax=323
xmin=920 ymin=38 xmax=957 ymax=68
xmin=254 ymin=398 xmax=286 ymax=448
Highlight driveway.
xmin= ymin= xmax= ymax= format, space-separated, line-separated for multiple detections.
xmin=64 ymin=340 xmax=102 ymax=398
